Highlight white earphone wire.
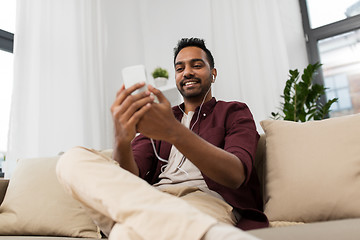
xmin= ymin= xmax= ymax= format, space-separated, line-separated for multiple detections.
xmin=150 ymin=81 xmax=212 ymax=175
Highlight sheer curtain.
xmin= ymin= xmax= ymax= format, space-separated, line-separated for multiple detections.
xmin=210 ymin=0 xmax=296 ymax=129
xmin=6 ymin=0 xmax=307 ymax=177
xmin=6 ymin=0 xmax=112 ymax=176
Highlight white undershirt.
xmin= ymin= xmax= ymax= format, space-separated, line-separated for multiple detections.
xmin=153 ymin=111 xmax=224 ymax=201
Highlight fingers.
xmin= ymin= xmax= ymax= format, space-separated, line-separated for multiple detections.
xmin=111 ymin=93 xmax=154 ymax=142
xmin=128 ymin=102 xmax=152 ymax=127
xmin=114 ymin=82 xmax=146 ymax=104
xmin=121 ymin=94 xmax=154 ymax=121
xmin=112 ymin=91 xmax=153 ymax=122
xmin=111 ymin=82 xmax=148 ymax=111
xmin=147 ymin=84 xmax=169 ymax=105
xmin=111 ymin=82 xmax=155 ymax=144
xmin=115 ymin=84 xmax=125 ymax=97
xmin=111 ymin=84 xmax=154 ymax=123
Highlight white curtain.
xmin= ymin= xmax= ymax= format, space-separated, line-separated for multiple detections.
xmin=6 ymin=0 xmax=307 ymax=177
xmin=210 ymin=0 xmax=293 ymax=127
xmin=6 ymin=0 xmax=112 ymax=176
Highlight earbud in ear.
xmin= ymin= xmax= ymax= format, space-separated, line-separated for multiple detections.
xmin=212 ymin=75 xmax=215 ymax=83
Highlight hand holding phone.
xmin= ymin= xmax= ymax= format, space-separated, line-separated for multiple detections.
xmin=122 ymin=65 xmax=148 ymax=95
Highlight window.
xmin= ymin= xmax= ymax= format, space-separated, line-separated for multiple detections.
xmin=299 ymin=0 xmax=360 ymax=117
xmin=0 ymin=1 xmax=16 ymax=154
xmin=306 ymin=0 xmax=360 ymax=28
xmin=324 ymin=74 xmax=353 ymax=114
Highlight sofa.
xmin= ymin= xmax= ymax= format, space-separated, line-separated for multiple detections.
xmin=0 ymin=113 xmax=360 ymax=239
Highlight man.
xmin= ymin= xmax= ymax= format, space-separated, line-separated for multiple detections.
xmin=57 ymin=38 xmax=267 ymax=240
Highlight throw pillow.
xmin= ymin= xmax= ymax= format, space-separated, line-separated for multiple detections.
xmin=0 ymin=156 xmax=101 ymax=238
xmin=261 ymin=113 xmax=360 ymax=223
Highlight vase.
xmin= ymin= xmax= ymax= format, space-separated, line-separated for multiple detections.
xmin=154 ymin=77 xmax=168 ymax=88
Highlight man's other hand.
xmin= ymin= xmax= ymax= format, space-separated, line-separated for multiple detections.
xmin=137 ymin=85 xmax=180 ymax=142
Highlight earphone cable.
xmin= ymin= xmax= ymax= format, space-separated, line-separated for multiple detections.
xmin=176 ymin=85 xmax=211 ymax=169
xmin=150 ymin=83 xmax=212 ymax=174
xmin=150 ymin=138 xmax=168 ymax=163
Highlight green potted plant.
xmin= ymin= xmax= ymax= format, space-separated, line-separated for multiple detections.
xmin=271 ymin=62 xmax=338 ymax=122
xmin=152 ymin=67 xmax=169 ymax=87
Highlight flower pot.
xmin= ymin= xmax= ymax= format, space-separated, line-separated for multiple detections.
xmin=154 ymin=77 xmax=168 ymax=88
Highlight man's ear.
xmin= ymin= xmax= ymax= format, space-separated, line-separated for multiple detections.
xmin=211 ymin=68 xmax=217 ymax=83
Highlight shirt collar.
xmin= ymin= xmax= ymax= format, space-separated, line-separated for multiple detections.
xmin=174 ymin=97 xmax=217 ymax=118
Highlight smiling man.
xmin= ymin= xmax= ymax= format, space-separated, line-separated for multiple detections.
xmin=175 ymin=45 xmax=215 ymax=103
xmin=56 ymin=38 xmax=267 ymax=240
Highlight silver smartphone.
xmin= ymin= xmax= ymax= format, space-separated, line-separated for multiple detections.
xmin=122 ymin=65 xmax=148 ymax=95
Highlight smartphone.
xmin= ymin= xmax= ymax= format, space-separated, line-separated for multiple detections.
xmin=122 ymin=65 xmax=148 ymax=95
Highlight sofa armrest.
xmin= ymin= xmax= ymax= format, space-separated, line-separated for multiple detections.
xmin=0 ymin=179 xmax=9 ymax=205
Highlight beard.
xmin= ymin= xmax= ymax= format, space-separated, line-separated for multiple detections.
xmin=177 ymin=76 xmax=212 ymax=101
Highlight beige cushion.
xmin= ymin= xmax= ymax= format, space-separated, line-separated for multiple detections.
xmin=0 ymin=156 xmax=101 ymax=238
xmin=261 ymin=114 xmax=360 ymax=223
xmin=269 ymin=221 xmax=305 ymax=228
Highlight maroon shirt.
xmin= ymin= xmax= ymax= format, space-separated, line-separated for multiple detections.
xmin=132 ymin=97 xmax=269 ymax=230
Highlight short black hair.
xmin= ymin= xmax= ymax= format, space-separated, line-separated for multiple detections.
xmin=173 ymin=38 xmax=215 ymax=69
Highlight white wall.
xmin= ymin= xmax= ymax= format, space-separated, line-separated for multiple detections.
xmin=100 ymin=0 xmax=308 ymax=134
